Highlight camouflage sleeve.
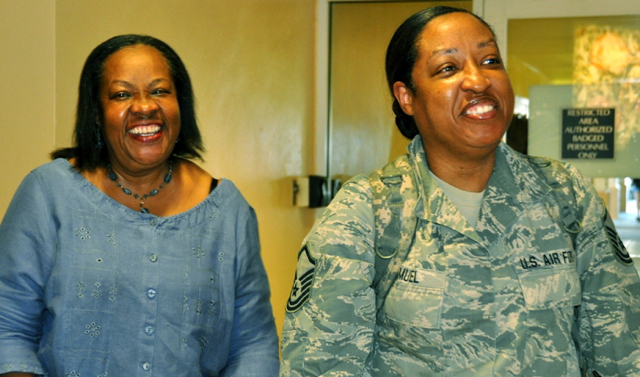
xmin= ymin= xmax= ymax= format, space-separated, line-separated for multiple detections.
xmin=280 ymin=175 xmax=377 ymax=377
xmin=568 ymin=164 xmax=640 ymax=376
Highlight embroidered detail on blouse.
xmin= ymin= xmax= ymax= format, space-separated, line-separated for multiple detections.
xmin=193 ymin=246 xmax=205 ymax=259
xmin=75 ymin=227 xmax=91 ymax=240
xmin=108 ymin=233 xmax=117 ymax=246
xmin=108 ymin=285 xmax=117 ymax=301
xmin=85 ymin=322 xmax=101 ymax=338
xmin=92 ymin=282 xmax=102 ymax=299
xmin=76 ymin=282 xmax=87 ymax=298
xmin=199 ymin=336 xmax=208 ymax=350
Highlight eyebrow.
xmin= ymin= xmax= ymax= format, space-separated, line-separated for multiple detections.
xmin=430 ymin=38 xmax=498 ymax=59
xmin=107 ymin=78 xmax=170 ymax=88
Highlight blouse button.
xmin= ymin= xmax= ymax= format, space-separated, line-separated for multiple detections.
xmin=142 ymin=362 xmax=151 ymax=371
xmin=149 ymin=218 xmax=158 ymax=226
xmin=149 ymin=254 xmax=158 ymax=262
xmin=147 ymin=288 xmax=157 ymax=299
xmin=145 ymin=325 xmax=155 ymax=335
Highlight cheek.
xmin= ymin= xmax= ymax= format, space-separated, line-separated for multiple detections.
xmin=173 ymin=108 xmax=181 ymax=124
xmin=498 ymin=84 xmax=515 ymax=117
xmin=104 ymin=123 xmax=123 ymax=144
xmin=101 ymin=108 xmax=127 ymax=141
xmin=169 ymin=110 xmax=181 ymax=134
xmin=422 ymin=90 xmax=453 ymax=120
xmin=164 ymin=100 xmax=181 ymax=123
xmin=102 ymin=105 xmax=127 ymax=126
xmin=493 ymin=74 xmax=514 ymax=98
xmin=427 ymin=84 xmax=453 ymax=104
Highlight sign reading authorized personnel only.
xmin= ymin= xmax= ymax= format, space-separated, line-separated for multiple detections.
xmin=562 ymin=108 xmax=615 ymax=160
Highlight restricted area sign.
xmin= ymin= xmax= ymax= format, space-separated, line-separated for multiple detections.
xmin=562 ymin=108 xmax=615 ymax=159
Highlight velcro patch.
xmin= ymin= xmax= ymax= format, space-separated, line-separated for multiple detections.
xmin=603 ymin=210 xmax=633 ymax=265
xmin=286 ymin=245 xmax=316 ymax=312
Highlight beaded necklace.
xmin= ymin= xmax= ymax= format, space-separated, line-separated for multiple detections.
xmin=107 ymin=160 xmax=173 ymax=213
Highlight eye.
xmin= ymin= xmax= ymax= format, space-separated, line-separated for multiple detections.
xmin=436 ymin=64 xmax=458 ymax=75
xmin=110 ymin=92 xmax=131 ymax=100
xmin=482 ymin=57 xmax=503 ymax=66
xmin=151 ymin=88 xmax=170 ymax=96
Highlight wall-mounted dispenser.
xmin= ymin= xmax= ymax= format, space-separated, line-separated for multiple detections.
xmin=293 ymin=175 xmax=332 ymax=208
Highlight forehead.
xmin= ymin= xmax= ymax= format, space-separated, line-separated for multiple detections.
xmin=417 ymin=12 xmax=495 ymax=49
xmin=102 ymin=44 xmax=171 ymax=77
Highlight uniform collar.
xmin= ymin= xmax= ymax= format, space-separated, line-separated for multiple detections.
xmin=491 ymin=143 xmax=552 ymax=204
xmin=406 ymin=137 xmax=552 ymax=240
xmin=406 ymin=136 xmax=480 ymax=241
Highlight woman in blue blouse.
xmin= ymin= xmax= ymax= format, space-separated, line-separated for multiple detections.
xmin=0 ymin=34 xmax=279 ymax=377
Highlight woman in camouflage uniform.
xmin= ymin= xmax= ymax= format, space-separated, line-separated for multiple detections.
xmin=281 ymin=6 xmax=640 ymax=377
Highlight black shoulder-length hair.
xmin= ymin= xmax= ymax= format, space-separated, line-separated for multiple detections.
xmin=51 ymin=34 xmax=204 ymax=170
xmin=385 ymin=6 xmax=495 ymax=139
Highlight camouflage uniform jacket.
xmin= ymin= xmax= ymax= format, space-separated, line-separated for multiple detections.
xmin=280 ymin=137 xmax=640 ymax=377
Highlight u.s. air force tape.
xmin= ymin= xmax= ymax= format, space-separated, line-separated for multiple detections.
xmin=603 ymin=209 xmax=633 ymax=265
xmin=286 ymin=245 xmax=316 ymax=312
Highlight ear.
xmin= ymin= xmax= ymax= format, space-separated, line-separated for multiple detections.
xmin=393 ymin=81 xmax=415 ymax=116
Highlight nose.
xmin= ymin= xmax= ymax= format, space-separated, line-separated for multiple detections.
xmin=460 ymin=63 xmax=491 ymax=93
xmin=130 ymin=94 xmax=159 ymax=116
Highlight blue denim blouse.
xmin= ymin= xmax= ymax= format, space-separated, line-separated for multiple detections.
xmin=0 ymin=159 xmax=279 ymax=376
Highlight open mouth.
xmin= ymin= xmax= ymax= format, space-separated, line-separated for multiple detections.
xmin=128 ymin=125 xmax=161 ymax=137
xmin=465 ymin=104 xmax=495 ymax=116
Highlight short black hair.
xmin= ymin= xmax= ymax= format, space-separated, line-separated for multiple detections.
xmin=51 ymin=34 xmax=204 ymax=170
xmin=385 ymin=6 xmax=495 ymax=139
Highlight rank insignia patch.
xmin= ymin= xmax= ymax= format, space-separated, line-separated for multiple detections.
xmin=286 ymin=245 xmax=316 ymax=312
xmin=603 ymin=210 xmax=633 ymax=265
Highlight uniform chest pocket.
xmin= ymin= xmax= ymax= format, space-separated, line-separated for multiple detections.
xmin=383 ymin=268 xmax=445 ymax=328
xmin=517 ymin=266 xmax=581 ymax=310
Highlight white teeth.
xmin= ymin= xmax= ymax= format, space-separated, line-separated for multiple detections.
xmin=129 ymin=125 xmax=161 ymax=136
xmin=466 ymin=105 xmax=494 ymax=116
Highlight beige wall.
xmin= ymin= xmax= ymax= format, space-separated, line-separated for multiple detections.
xmin=1 ymin=0 xmax=317 ymax=337
xmin=1 ymin=0 xmax=56 ymax=215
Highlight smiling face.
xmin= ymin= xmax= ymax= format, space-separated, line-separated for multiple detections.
xmin=393 ymin=12 xmax=514 ymax=161
xmin=99 ymin=44 xmax=180 ymax=173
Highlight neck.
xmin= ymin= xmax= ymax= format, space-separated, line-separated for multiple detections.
xmin=109 ymin=160 xmax=171 ymax=188
xmin=107 ymin=159 xmax=174 ymax=214
xmin=425 ymin=146 xmax=496 ymax=193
